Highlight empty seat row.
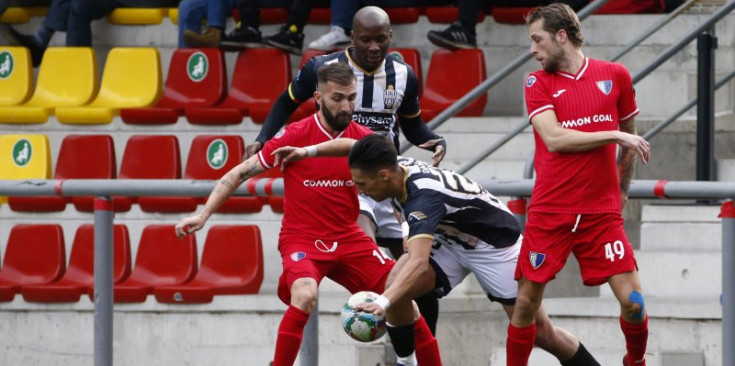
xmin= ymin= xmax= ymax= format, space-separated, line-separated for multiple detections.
xmin=0 ymin=224 xmax=263 ymax=304
xmin=0 ymin=133 xmax=284 ymax=213
xmin=0 ymin=46 xmax=485 ymax=125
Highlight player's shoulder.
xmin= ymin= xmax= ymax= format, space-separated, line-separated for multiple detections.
xmin=345 ymin=121 xmax=373 ymax=137
xmin=589 ymin=58 xmax=630 ymax=74
xmin=280 ymin=114 xmax=316 ymax=135
xmin=525 ymin=69 xmax=551 ymax=89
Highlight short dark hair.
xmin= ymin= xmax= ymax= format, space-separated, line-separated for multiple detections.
xmin=526 ymin=3 xmax=584 ymax=47
xmin=317 ymin=63 xmax=357 ymax=87
xmin=348 ymin=135 xmax=398 ymax=174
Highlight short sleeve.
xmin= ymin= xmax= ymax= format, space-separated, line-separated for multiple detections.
xmin=258 ymin=124 xmax=302 ymax=170
xmin=397 ymin=68 xmax=421 ymax=119
xmin=288 ymin=57 xmax=319 ymax=103
xmin=403 ymin=191 xmax=446 ymax=241
xmin=616 ymin=64 xmax=639 ymax=122
xmin=524 ymin=72 xmax=554 ymax=123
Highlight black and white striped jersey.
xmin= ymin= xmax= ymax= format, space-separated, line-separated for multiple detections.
xmin=395 ymin=157 xmax=521 ymax=249
xmin=288 ymin=49 xmax=421 ymax=148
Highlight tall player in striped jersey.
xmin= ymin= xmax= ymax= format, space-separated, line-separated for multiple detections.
xmin=247 ymin=5 xmax=446 ymax=333
xmin=271 ymin=134 xmax=601 ymax=366
xmin=509 ymin=4 xmax=651 ymax=366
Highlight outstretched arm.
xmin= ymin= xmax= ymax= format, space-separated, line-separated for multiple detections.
xmin=271 ymin=138 xmax=358 ymax=167
xmin=399 ymin=115 xmax=446 ymax=166
xmin=175 ymin=155 xmax=266 ymax=238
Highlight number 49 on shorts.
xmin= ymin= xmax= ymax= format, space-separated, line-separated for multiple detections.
xmin=604 ymin=240 xmax=625 ymax=262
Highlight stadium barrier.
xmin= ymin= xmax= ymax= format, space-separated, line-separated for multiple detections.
xmin=0 ymin=178 xmax=733 ymax=366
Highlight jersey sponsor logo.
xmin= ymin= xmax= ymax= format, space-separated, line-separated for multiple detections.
xmin=303 ymin=179 xmax=355 ymax=188
xmin=206 ymin=139 xmax=228 ymax=169
xmin=383 ymin=85 xmax=397 ymax=109
xmin=0 ymin=51 xmax=14 ymax=79
xmin=596 ymin=80 xmax=613 ymax=95
xmin=187 ymin=51 xmax=209 ymax=82
xmin=12 ymin=138 xmax=32 ymax=167
xmin=275 ymin=128 xmax=286 ymax=138
xmin=290 ymin=251 xmax=307 ymax=262
xmin=529 ymin=251 xmax=546 ymax=269
xmin=408 ymin=211 xmax=427 ymax=223
xmin=559 ymin=114 xmax=614 ymax=128
xmin=352 ymin=111 xmax=394 ymax=132
xmin=552 ymin=89 xmax=567 ymax=98
xmin=526 ymin=75 xmax=537 ymax=87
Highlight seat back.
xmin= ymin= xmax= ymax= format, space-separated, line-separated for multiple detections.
xmin=130 ymin=225 xmax=197 ymax=283
xmin=0 ymin=134 xmax=51 ymax=205
xmin=56 ymin=135 xmax=116 ymax=179
xmin=0 ymin=224 xmax=65 ymax=285
xmin=24 ymin=47 xmax=98 ymax=109
xmin=389 ymin=48 xmax=423 ymax=96
xmin=107 ymin=8 xmax=168 ymax=25
xmin=119 ymin=135 xmax=181 ymax=179
xmin=201 ymin=225 xmax=263 ymax=293
xmin=229 ymin=48 xmax=291 ymax=109
xmin=0 ymin=47 xmax=32 ymax=106
xmin=157 ymin=48 xmax=226 ymax=108
xmin=91 ymin=47 xmax=162 ymax=108
xmin=70 ymin=224 xmax=132 ymax=284
xmin=184 ymin=135 xmax=244 ymax=179
xmin=422 ymin=49 xmax=487 ymax=116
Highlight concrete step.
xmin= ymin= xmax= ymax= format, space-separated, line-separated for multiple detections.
xmin=717 ymin=158 xmax=735 ymax=182
xmin=639 ymin=204 xmax=722 ymax=250
xmin=403 ymin=130 xmax=533 ymax=161
xmin=489 ymin=347 xmax=704 ymax=366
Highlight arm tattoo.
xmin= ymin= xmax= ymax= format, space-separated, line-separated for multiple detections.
xmin=218 ymin=179 xmax=234 ymax=191
xmin=617 ymin=119 xmax=637 ymax=194
xmin=238 ymin=162 xmax=259 ymax=182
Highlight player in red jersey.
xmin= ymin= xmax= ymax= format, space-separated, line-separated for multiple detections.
xmin=507 ymin=4 xmax=651 ymax=366
xmin=175 ymin=63 xmax=441 ymax=366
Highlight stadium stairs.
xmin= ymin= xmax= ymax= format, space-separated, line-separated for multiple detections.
xmin=0 ymin=6 xmax=733 ymax=366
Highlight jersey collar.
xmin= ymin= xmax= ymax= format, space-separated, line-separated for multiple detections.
xmin=345 ymin=47 xmax=385 ymax=77
xmin=556 ymin=57 xmax=589 ymax=81
xmin=398 ymin=165 xmax=409 ymax=203
xmin=313 ymin=113 xmax=346 ymax=140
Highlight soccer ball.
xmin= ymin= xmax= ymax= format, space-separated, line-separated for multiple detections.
xmin=340 ymin=291 xmax=387 ymax=342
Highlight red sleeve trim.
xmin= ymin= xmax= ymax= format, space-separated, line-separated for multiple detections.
xmin=257 ymin=151 xmax=273 ymax=170
xmin=528 ymin=105 xmax=554 ymax=122
xmin=620 ymin=108 xmax=639 ymax=122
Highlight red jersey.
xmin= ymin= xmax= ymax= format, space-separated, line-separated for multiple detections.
xmin=258 ymin=114 xmax=373 ymax=236
xmin=525 ymin=57 xmax=639 ymax=214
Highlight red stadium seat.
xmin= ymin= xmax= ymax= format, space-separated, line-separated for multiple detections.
xmin=308 ymin=7 xmax=331 ymax=24
xmin=0 ymin=224 xmax=65 ymax=302
xmin=154 ymin=225 xmax=263 ymax=303
xmin=116 ymin=135 xmax=186 ymax=212
xmin=389 ymin=48 xmax=423 ymax=96
xmin=22 ymin=224 xmax=132 ymax=303
xmin=121 ymin=48 xmax=226 ymax=125
xmin=491 ymin=7 xmax=534 ymax=24
xmin=185 ymin=48 xmax=291 ymax=125
xmin=113 ymin=225 xmax=197 ymax=303
xmin=385 ymin=7 xmax=421 ymax=24
xmin=420 ymin=49 xmax=487 ymax=121
xmin=7 ymin=135 xmax=116 ymax=212
xmin=256 ymin=168 xmax=285 ymax=213
xmin=232 ymin=7 xmax=288 ymax=24
xmin=425 ymin=6 xmax=485 ymax=23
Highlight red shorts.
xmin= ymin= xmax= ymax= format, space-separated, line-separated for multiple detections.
xmin=515 ymin=212 xmax=638 ymax=286
xmin=277 ymin=228 xmax=394 ymax=304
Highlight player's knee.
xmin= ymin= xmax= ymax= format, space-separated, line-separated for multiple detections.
xmin=514 ymin=293 xmax=542 ymax=323
xmin=622 ymin=290 xmax=646 ymax=320
xmin=290 ymin=283 xmax=318 ymax=312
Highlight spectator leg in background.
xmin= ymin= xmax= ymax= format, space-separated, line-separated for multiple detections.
xmin=177 ymin=0 xmax=210 ymax=47
xmin=66 ymin=0 xmax=117 ymax=47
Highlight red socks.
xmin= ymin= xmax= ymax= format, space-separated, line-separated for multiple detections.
xmin=413 ymin=315 xmax=443 ymax=366
xmin=273 ymin=305 xmax=311 ymax=366
xmin=620 ymin=316 xmax=648 ymax=365
xmin=507 ymin=323 xmax=536 ymax=366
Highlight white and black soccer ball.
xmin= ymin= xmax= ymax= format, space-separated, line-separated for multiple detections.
xmin=340 ymin=291 xmax=387 ymax=342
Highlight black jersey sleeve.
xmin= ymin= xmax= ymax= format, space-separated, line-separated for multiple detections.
xmin=403 ymin=190 xmax=446 ymax=240
xmin=288 ymin=57 xmax=319 ymax=103
xmin=397 ymin=67 xmax=421 ymax=119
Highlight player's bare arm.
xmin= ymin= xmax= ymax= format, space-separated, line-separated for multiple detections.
xmin=617 ymin=117 xmax=644 ymax=208
xmin=271 ymin=138 xmax=358 ymax=167
xmin=175 ymin=156 xmax=266 ymax=239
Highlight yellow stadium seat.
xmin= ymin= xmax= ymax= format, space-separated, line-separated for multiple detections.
xmin=0 ymin=7 xmax=31 ymax=23
xmin=0 ymin=134 xmax=51 ymax=205
xmin=25 ymin=7 xmax=49 ymax=17
xmin=0 ymin=48 xmax=98 ymax=124
xmin=0 ymin=47 xmax=33 ymax=106
xmin=168 ymin=8 xmax=178 ymax=24
xmin=107 ymin=8 xmax=167 ymax=25
xmin=56 ymin=47 xmax=162 ymax=125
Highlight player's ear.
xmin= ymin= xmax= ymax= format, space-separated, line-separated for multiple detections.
xmin=314 ymin=89 xmax=323 ymax=106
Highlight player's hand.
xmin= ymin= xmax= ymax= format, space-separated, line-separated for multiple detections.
xmin=243 ymin=141 xmax=263 ymax=160
xmin=175 ymin=215 xmax=206 ymax=239
xmin=272 ymin=146 xmax=308 ymax=170
xmin=621 ymin=193 xmax=629 ymax=209
xmin=355 ymin=301 xmax=386 ymax=317
xmin=617 ymin=133 xmax=650 ymax=164
xmin=418 ymin=139 xmax=446 ymax=167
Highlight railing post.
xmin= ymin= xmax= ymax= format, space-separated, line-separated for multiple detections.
xmin=696 ymin=31 xmax=717 ymax=182
xmin=721 ymin=201 xmax=735 ymax=366
xmin=300 ymin=300 xmax=318 ymax=366
xmin=93 ymin=196 xmax=114 ymax=366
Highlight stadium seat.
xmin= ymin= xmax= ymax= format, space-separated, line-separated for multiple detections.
xmin=154 ymin=225 xmax=263 ymax=303
xmin=107 ymin=8 xmax=168 ymax=24
xmin=420 ymin=49 xmax=487 ymax=121
xmin=0 ymin=224 xmax=65 ymax=302
xmin=185 ymin=48 xmax=291 ymax=125
xmin=121 ymin=48 xmax=226 ymax=125
xmin=8 ymin=135 xmax=116 ymax=212
xmin=256 ymin=168 xmax=285 ymax=213
xmin=308 ymin=7 xmax=331 ymax=24
xmin=0 ymin=47 xmax=98 ymax=124
xmin=491 ymin=7 xmax=534 ymax=24
xmin=385 ymin=7 xmax=421 ymax=24
xmin=0 ymin=47 xmax=32 ymax=106
xmin=56 ymin=47 xmax=162 ymax=125
xmin=389 ymin=48 xmax=423 ymax=96
xmin=114 ymin=225 xmax=197 ymax=303
xmin=116 ymin=135 xmax=184 ymax=213
xmin=425 ymin=6 xmax=485 ymax=23
xmin=21 ymin=224 xmax=132 ymax=303
xmin=231 ymin=7 xmax=288 ymax=24
xmin=168 ymin=7 xmax=178 ymax=24
xmin=0 ymin=134 xmax=51 ymax=206
xmin=0 ymin=7 xmax=31 ymax=23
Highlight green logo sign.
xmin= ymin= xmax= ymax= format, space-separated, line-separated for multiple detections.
xmin=0 ymin=51 xmax=14 ymax=79
xmin=187 ymin=52 xmax=208 ymax=82
xmin=388 ymin=51 xmax=404 ymax=63
xmin=12 ymin=138 xmax=32 ymax=167
xmin=207 ymin=139 xmax=228 ymax=169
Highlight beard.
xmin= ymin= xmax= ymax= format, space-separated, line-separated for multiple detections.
xmin=322 ymin=105 xmax=352 ymax=132
xmin=542 ymin=45 xmax=565 ymax=73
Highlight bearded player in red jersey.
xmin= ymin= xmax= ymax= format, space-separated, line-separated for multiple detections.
xmin=175 ymin=63 xmax=441 ymax=366
xmin=507 ymin=4 xmax=651 ymax=366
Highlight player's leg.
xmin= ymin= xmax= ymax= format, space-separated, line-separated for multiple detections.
xmin=273 ymin=276 xmax=319 ymax=366
xmin=508 ymin=278 xmax=545 ymax=366
xmin=609 ymin=271 xmax=648 ymax=366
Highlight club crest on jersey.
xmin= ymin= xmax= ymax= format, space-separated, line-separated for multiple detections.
xmin=290 ymin=252 xmax=306 ymax=262
xmin=383 ymin=85 xmax=397 ymax=109
xmin=526 ymin=75 xmax=537 ymax=87
xmin=275 ymin=128 xmax=286 ymax=138
xmin=596 ymin=80 xmax=613 ymax=95
xmin=529 ymin=251 xmax=546 ymax=269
